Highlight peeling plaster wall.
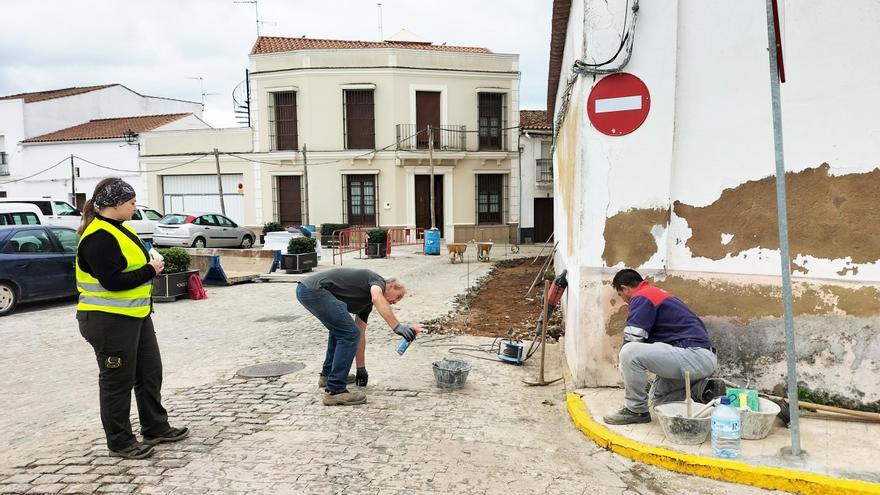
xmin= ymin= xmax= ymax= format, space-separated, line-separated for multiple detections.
xmin=553 ymin=0 xmax=880 ymax=404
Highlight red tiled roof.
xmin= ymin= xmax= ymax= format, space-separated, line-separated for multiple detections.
xmin=520 ymin=110 xmax=551 ymax=131
xmin=22 ymin=114 xmax=192 ymax=143
xmin=547 ymin=0 xmax=572 ymax=121
xmin=0 ymin=84 xmax=118 ymax=104
xmin=250 ymin=36 xmax=492 ymax=55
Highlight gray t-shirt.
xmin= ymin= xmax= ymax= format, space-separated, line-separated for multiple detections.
xmin=301 ymin=268 xmax=386 ymax=322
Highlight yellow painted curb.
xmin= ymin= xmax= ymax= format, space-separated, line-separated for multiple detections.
xmin=566 ymin=393 xmax=880 ymax=495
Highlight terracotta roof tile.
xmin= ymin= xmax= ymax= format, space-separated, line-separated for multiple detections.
xmin=22 ymin=114 xmax=192 ymax=143
xmin=250 ymin=36 xmax=492 ymax=55
xmin=0 ymin=84 xmax=118 ymax=103
xmin=547 ymin=0 xmax=572 ymax=121
xmin=520 ymin=110 xmax=551 ymax=130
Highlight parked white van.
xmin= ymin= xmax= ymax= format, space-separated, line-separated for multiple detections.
xmin=0 ymin=203 xmax=47 ymax=226
xmin=0 ymin=198 xmax=80 ymax=229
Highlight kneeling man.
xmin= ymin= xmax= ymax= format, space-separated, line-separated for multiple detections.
xmin=603 ymin=269 xmax=717 ymax=425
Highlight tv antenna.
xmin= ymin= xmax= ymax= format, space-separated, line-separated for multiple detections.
xmin=377 ymin=3 xmax=384 ymax=41
xmin=234 ymin=0 xmax=274 ymax=37
xmin=185 ymin=76 xmax=220 ymax=106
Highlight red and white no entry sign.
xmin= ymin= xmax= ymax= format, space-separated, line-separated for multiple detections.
xmin=586 ymin=72 xmax=651 ymax=136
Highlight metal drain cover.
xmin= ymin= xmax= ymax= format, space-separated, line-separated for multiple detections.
xmin=237 ymin=361 xmax=305 ymax=378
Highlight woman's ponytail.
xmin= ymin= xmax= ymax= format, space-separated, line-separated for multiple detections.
xmin=77 ymin=199 xmax=96 ymax=236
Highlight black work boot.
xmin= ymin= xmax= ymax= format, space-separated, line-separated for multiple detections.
xmin=109 ymin=442 xmax=155 ymax=459
xmin=603 ymin=407 xmax=652 ymax=425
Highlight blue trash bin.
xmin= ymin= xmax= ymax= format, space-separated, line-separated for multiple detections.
xmin=424 ymin=228 xmax=441 ymax=255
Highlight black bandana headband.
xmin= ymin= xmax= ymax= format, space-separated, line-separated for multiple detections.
xmin=93 ymin=179 xmax=136 ymax=209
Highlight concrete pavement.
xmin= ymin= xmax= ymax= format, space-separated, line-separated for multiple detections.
xmin=0 ymin=247 xmax=778 ymax=494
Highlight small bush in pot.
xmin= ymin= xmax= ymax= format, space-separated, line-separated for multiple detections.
xmin=157 ymin=247 xmax=191 ymax=274
xmin=153 ymin=248 xmax=197 ymax=301
xmin=281 ymin=236 xmax=318 ymax=273
xmin=319 ymin=223 xmax=348 ymax=248
xmin=366 ymin=228 xmax=388 ymax=258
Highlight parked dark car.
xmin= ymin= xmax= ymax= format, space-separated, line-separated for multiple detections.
xmin=0 ymin=225 xmax=79 ymax=316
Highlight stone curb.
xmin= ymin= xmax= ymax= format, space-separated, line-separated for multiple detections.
xmin=561 ymin=354 xmax=880 ymax=495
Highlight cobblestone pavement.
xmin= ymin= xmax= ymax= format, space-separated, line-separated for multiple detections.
xmin=0 ymin=248 xmax=778 ymax=494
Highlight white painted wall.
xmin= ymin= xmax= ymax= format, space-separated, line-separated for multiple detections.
xmin=23 ymin=85 xmax=203 ymax=138
xmin=519 ymin=131 xmax=553 ymax=238
xmin=12 ymin=140 xmax=144 ymax=206
xmin=3 ymin=116 xmax=210 ymax=205
xmin=553 ymin=0 xmax=880 ymax=389
xmin=0 ymin=99 xmax=25 ymax=179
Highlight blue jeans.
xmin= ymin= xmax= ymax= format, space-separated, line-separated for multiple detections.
xmin=296 ymin=283 xmax=359 ymax=393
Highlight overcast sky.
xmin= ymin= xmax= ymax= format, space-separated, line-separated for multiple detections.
xmin=0 ymin=0 xmax=552 ymax=128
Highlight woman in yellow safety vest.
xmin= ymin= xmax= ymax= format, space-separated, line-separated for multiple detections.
xmin=76 ymin=177 xmax=188 ymax=459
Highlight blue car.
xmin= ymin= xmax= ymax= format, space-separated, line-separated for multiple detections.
xmin=0 ymin=225 xmax=80 ymax=316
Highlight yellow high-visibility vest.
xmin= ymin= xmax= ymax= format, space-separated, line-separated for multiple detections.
xmin=76 ymin=218 xmax=152 ymax=318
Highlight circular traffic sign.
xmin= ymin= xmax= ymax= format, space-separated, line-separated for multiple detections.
xmin=586 ymin=73 xmax=651 ymax=136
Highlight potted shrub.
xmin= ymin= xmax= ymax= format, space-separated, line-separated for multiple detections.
xmin=365 ymin=228 xmax=388 ymax=258
xmin=320 ymin=223 xmax=348 ymax=248
xmin=281 ymin=236 xmax=318 ymax=273
xmin=260 ymin=221 xmax=284 ymax=244
xmin=152 ymin=248 xmax=199 ymax=301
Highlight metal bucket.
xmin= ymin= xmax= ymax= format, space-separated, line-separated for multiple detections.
xmin=742 ymin=397 xmax=781 ymax=440
xmin=653 ymin=402 xmax=713 ymax=445
xmin=432 ymin=358 xmax=472 ymax=389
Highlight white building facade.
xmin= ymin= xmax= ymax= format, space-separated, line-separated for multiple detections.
xmin=518 ymin=110 xmax=554 ymax=245
xmin=140 ymin=35 xmax=521 ymax=241
xmin=0 ymin=84 xmax=203 ymax=206
xmin=549 ymin=0 xmax=880 ymax=407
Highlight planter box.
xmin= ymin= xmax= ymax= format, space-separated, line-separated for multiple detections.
xmin=281 ymin=252 xmax=317 ymax=273
xmin=365 ymin=242 xmax=387 ymax=259
xmin=321 ymin=234 xmax=341 ymax=248
xmin=152 ymin=270 xmax=199 ymax=301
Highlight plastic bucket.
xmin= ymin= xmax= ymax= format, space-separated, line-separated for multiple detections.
xmin=741 ymin=397 xmax=781 ymax=440
xmin=424 ymin=228 xmax=441 ymax=255
xmin=432 ymin=358 xmax=472 ymax=389
xmin=653 ymin=402 xmax=713 ymax=445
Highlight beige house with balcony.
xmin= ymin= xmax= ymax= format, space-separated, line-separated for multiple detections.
xmin=140 ymin=33 xmax=521 ymax=242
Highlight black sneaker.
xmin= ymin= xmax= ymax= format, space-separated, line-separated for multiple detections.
xmin=143 ymin=426 xmax=190 ymax=445
xmin=603 ymin=407 xmax=652 ymax=425
xmin=109 ymin=442 xmax=155 ymax=459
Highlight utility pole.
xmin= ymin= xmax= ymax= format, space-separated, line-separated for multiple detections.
xmin=302 ymin=145 xmax=310 ymax=226
xmin=428 ymin=125 xmax=436 ymax=229
xmin=213 ymin=148 xmax=227 ymax=215
xmin=69 ymin=154 xmax=76 ymax=207
xmin=765 ymin=0 xmax=801 ymax=457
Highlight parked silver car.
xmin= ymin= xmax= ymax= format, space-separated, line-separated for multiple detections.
xmin=153 ymin=213 xmax=256 ymax=248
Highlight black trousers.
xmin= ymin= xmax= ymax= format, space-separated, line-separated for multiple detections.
xmin=78 ymin=311 xmax=169 ymax=450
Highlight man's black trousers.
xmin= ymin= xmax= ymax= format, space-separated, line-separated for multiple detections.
xmin=77 ymin=311 xmax=170 ymax=451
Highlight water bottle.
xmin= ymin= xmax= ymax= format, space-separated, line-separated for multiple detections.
xmin=396 ymin=327 xmax=420 ymax=355
xmin=711 ymin=396 xmax=742 ymax=458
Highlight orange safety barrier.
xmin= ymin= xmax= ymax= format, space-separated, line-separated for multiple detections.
xmin=331 ymin=226 xmax=368 ymax=265
xmin=385 ymin=227 xmax=426 ymax=256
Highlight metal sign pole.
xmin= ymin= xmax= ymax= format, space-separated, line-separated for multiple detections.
xmin=764 ymin=0 xmax=801 ymax=457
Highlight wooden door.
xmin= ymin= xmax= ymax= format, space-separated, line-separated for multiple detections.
xmin=74 ymin=193 xmax=86 ymax=211
xmin=277 ymin=176 xmax=302 ymax=227
xmin=415 ymin=175 xmax=443 ymax=237
xmin=415 ymin=91 xmax=441 ymax=149
xmin=533 ymin=198 xmax=554 ymax=244
xmin=347 ymin=175 xmax=376 ymax=227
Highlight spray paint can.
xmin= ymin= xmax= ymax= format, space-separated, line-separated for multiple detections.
xmin=396 ymin=327 xmax=420 ymax=355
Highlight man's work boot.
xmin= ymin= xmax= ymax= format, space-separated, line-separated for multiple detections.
xmin=323 ymin=389 xmax=367 ymax=406
xmin=318 ymin=374 xmax=355 ymax=388
xmin=109 ymin=442 xmax=154 ymax=459
xmin=603 ymin=407 xmax=651 ymax=425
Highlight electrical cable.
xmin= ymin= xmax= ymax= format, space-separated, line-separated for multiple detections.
xmin=0 ymin=156 xmax=71 ymax=185
xmin=576 ymin=0 xmax=634 ymax=68
xmin=75 ymin=154 xmax=211 ymax=173
xmin=223 ymin=127 xmax=427 ymax=167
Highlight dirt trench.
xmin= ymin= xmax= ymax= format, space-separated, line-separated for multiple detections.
xmin=423 ymin=257 xmax=563 ymax=341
